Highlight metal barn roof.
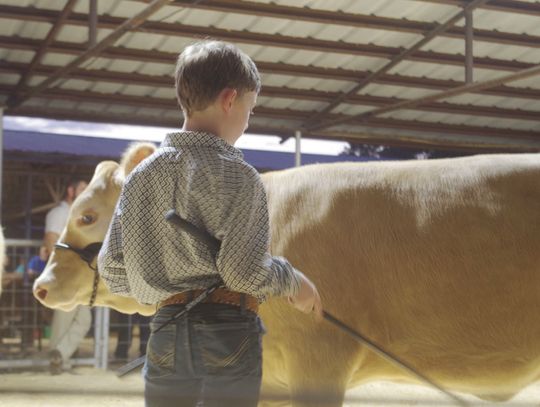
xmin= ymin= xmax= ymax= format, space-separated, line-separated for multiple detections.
xmin=0 ymin=0 xmax=539 ymax=153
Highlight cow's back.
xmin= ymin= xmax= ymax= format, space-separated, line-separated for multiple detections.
xmin=259 ymin=154 xmax=540 ymax=400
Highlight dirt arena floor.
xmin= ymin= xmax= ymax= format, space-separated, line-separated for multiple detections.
xmin=1 ymin=366 xmax=540 ymax=407
xmin=2 ymin=332 xmax=539 ymax=406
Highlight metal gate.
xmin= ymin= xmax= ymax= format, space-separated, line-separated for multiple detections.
xmin=0 ymin=239 xmax=109 ymax=370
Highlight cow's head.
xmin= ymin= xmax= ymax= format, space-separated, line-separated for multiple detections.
xmin=33 ymin=143 xmax=157 ymax=316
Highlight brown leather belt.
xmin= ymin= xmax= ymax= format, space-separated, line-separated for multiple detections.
xmin=158 ymin=288 xmax=259 ymax=314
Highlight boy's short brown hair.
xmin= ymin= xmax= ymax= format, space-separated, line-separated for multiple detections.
xmin=175 ymin=40 xmax=261 ymax=116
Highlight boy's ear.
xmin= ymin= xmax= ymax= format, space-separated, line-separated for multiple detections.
xmin=220 ymin=88 xmax=238 ymax=113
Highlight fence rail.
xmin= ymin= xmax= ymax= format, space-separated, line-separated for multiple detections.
xmin=0 ymin=239 xmax=135 ymax=372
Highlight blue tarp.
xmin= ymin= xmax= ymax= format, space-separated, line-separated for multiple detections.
xmin=4 ymin=129 xmax=380 ymax=170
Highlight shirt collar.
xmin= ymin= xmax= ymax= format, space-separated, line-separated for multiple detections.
xmin=162 ymin=131 xmax=244 ymax=160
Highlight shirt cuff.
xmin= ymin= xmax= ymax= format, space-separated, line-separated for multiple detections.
xmin=270 ymin=256 xmax=302 ymax=298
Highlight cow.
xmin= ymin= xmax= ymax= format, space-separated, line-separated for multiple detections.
xmin=34 ymin=142 xmax=540 ymax=406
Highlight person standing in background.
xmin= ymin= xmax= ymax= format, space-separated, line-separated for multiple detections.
xmin=44 ymin=179 xmax=91 ymax=375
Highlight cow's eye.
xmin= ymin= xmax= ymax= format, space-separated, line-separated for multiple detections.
xmin=80 ymin=214 xmax=96 ymax=225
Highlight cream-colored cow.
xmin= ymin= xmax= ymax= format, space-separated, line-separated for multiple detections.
xmin=35 ymin=143 xmax=540 ymax=406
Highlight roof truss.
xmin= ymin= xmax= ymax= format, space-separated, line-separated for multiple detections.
xmin=0 ymin=0 xmax=539 ymax=153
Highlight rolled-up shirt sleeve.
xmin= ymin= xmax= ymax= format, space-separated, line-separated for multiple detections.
xmin=209 ymin=164 xmax=301 ymax=301
xmin=97 ymin=207 xmax=131 ymax=296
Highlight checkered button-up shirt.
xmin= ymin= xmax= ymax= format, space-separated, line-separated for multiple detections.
xmin=98 ymin=131 xmax=301 ymax=305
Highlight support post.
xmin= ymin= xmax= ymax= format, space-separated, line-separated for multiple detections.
xmin=295 ymin=130 xmax=301 ymax=167
xmin=465 ymin=8 xmax=474 ymax=84
xmin=25 ymin=175 xmax=33 ymax=240
xmin=93 ymin=307 xmax=110 ymax=369
xmin=0 ymin=108 xmax=3 ymax=223
xmin=89 ymin=0 xmax=98 ymax=48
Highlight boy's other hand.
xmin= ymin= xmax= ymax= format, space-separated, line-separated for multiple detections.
xmin=288 ymin=271 xmax=323 ymax=319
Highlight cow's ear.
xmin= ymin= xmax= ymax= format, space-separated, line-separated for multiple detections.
xmin=120 ymin=142 xmax=156 ymax=176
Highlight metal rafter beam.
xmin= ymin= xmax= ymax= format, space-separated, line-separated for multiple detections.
xmin=89 ymin=0 xmax=98 ymax=47
xmin=308 ymin=131 xmax=539 ymax=154
xmin=6 ymin=0 xmax=176 ymax=109
xmin=260 ymin=87 xmax=540 ymax=122
xmin=2 ymin=80 xmax=539 ymax=123
xmin=135 ymin=0 xmax=540 ymax=48
xmin=5 ymin=86 xmax=540 ymax=142
xmin=3 ymin=59 xmax=540 ymax=103
xmin=7 ymin=0 xmax=78 ymax=106
xmin=302 ymin=0 xmax=488 ymax=129
xmin=7 ymin=106 xmax=539 ymax=154
xmin=0 ymin=5 xmax=534 ymax=72
xmin=415 ymin=0 xmax=540 ymax=16
xmin=465 ymin=7 xmax=474 ymax=84
xmin=309 ymin=64 xmax=540 ymax=132
xmin=1 ymin=45 xmax=538 ymax=101
xmin=253 ymin=107 xmax=540 ymax=141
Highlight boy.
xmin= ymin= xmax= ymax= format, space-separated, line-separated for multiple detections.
xmin=98 ymin=40 xmax=322 ymax=407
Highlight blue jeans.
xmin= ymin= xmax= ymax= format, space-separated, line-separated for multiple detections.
xmin=144 ymin=303 xmax=264 ymax=407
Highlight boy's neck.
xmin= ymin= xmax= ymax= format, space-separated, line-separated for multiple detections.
xmin=182 ymin=121 xmax=222 ymax=140
xmin=182 ymin=111 xmax=239 ymax=146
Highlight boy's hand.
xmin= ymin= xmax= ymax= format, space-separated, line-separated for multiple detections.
xmin=288 ymin=271 xmax=323 ymax=319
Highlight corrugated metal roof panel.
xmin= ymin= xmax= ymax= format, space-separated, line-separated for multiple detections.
xmin=105 ymin=104 xmax=136 ymax=115
xmin=341 ymin=28 xmax=421 ymax=48
xmin=511 ymin=77 xmax=540 ymax=90
xmin=153 ymin=88 xmax=176 ymax=99
xmin=2 ymin=0 xmax=36 ymax=7
xmin=360 ymin=84 xmax=439 ymax=99
xmin=4 ymin=20 xmax=50 ymax=39
xmin=120 ymin=31 xmax=173 ymax=50
xmin=388 ymin=61 xmax=462 ymax=80
xmin=424 ymin=37 xmax=540 ymax=64
xmin=258 ymin=96 xmax=321 ymax=112
xmin=0 ymin=73 xmax=19 ymax=86
xmin=95 ymin=0 xmax=147 ymax=19
xmin=333 ymin=104 xmax=374 ymax=115
xmin=0 ymin=18 xmax=25 ymax=36
xmin=1 ymin=0 xmax=539 ymax=151
xmin=494 ymin=98 xmax=540 ymax=111
xmin=250 ymin=116 xmax=303 ymax=128
xmin=445 ymin=94 xmax=540 ymax=111
xmin=0 ymin=49 xmax=34 ymax=64
xmin=58 ymin=78 xmax=92 ymax=91
xmin=135 ymin=62 xmax=175 ymax=76
xmin=386 ymin=109 xmax=540 ymax=131
xmin=88 ymin=82 xmax=124 ymax=94
xmin=459 ymin=7 xmax=540 ymax=35
xmin=40 ymin=53 xmax=77 ymax=67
